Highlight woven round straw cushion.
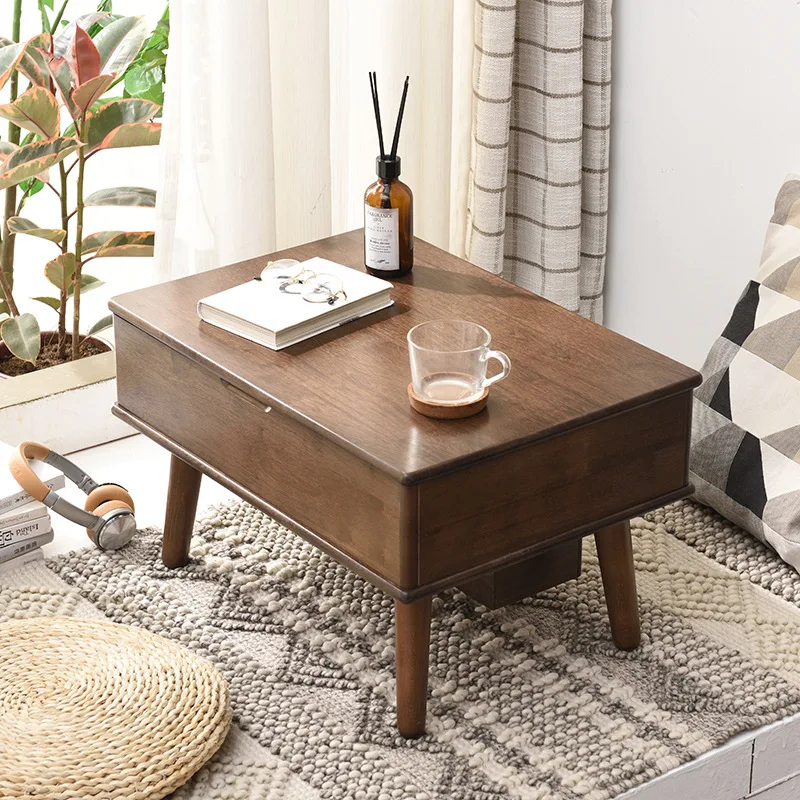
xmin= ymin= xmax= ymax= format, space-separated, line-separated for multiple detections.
xmin=0 ymin=617 xmax=231 ymax=799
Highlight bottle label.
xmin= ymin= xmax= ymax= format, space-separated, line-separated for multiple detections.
xmin=364 ymin=205 xmax=399 ymax=270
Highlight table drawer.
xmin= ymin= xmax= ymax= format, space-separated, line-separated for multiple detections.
xmin=114 ymin=318 xmax=412 ymax=588
xmin=417 ymin=391 xmax=692 ymax=585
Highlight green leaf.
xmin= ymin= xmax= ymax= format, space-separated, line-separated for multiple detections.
xmin=122 ymin=62 xmax=163 ymax=107
xmin=88 ymin=314 xmax=113 ymax=335
xmin=94 ymin=16 xmax=148 ymax=76
xmin=18 ymin=178 xmax=45 ymax=203
xmin=53 ymin=13 xmax=110 ymax=60
xmin=81 ymin=229 xmax=123 ymax=254
xmin=68 ymin=273 xmax=104 ymax=297
xmin=0 ymin=137 xmax=80 ymax=191
xmin=0 ymin=299 xmax=8 ymax=317
xmin=32 ymin=295 xmax=61 ymax=311
xmin=8 ymin=217 xmax=66 ymax=243
xmin=0 ymin=86 xmax=60 ymax=139
xmin=72 ymin=25 xmax=101 ymax=85
xmin=84 ymin=187 xmax=155 ymax=207
xmin=85 ymin=98 xmax=158 ymax=151
xmin=1 ymin=314 xmax=41 ymax=363
xmin=72 ymin=73 xmax=115 ymax=114
xmin=45 ymin=252 xmax=76 ymax=292
xmin=95 ymin=121 xmax=160 ymax=150
xmin=95 ymin=231 xmax=154 ymax=257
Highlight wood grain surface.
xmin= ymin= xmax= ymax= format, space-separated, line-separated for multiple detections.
xmin=110 ymin=230 xmax=701 ymax=485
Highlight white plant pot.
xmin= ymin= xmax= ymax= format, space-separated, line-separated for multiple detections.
xmin=0 ymin=336 xmax=134 ymax=454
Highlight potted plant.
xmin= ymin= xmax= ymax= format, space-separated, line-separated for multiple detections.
xmin=0 ymin=3 xmax=167 ymax=452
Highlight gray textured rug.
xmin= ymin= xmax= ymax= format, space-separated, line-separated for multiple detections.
xmin=2 ymin=499 xmax=800 ymax=799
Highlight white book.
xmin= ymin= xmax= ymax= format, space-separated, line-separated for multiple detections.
xmin=197 ymin=257 xmax=394 ymax=350
xmin=0 ymin=516 xmax=51 ymax=548
xmin=0 ymin=547 xmax=44 ymax=575
xmin=0 ymin=442 xmax=65 ymax=514
xmin=0 ymin=499 xmax=48 ymax=529
xmin=0 ymin=530 xmax=53 ymax=563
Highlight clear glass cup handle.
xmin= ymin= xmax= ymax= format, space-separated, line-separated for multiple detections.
xmin=481 ymin=349 xmax=511 ymax=389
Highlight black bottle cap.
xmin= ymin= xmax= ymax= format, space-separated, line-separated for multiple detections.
xmin=376 ymin=156 xmax=401 ymax=181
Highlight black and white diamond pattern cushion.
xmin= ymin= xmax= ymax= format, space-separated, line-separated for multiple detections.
xmin=691 ymin=175 xmax=800 ymax=570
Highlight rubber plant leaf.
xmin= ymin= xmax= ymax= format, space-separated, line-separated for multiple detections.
xmin=95 ymin=231 xmax=154 ymax=257
xmin=0 ymin=86 xmax=60 ymax=140
xmin=8 ymin=216 xmax=66 ymax=243
xmin=32 ymin=296 xmax=61 ymax=311
xmin=84 ymin=98 xmax=158 ymax=152
xmin=72 ymin=74 xmax=115 ymax=115
xmin=1 ymin=313 xmax=41 ymax=363
xmin=53 ymin=13 xmax=110 ymax=60
xmin=81 ymin=230 xmax=123 ymax=255
xmin=44 ymin=55 xmax=81 ymax=122
xmin=0 ymin=299 xmax=8 ymax=317
xmin=95 ymin=121 xmax=160 ymax=151
xmin=0 ymin=33 xmax=51 ymax=87
xmin=0 ymin=33 xmax=50 ymax=92
xmin=67 ymin=274 xmax=104 ymax=297
xmin=0 ymin=137 xmax=80 ymax=191
xmin=84 ymin=187 xmax=155 ymax=207
xmin=0 ymin=142 xmax=17 ymax=164
xmin=72 ymin=26 xmax=101 ymax=85
xmin=94 ymin=16 xmax=148 ymax=76
xmin=87 ymin=315 xmax=113 ymax=336
xmin=44 ymin=252 xmax=76 ymax=292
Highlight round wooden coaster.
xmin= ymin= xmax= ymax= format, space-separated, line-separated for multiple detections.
xmin=408 ymin=383 xmax=489 ymax=419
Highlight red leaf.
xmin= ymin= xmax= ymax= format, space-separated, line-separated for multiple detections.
xmin=72 ymin=26 xmax=101 ymax=86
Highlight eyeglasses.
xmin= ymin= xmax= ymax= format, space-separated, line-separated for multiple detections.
xmin=258 ymin=259 xmax=348 ymax=305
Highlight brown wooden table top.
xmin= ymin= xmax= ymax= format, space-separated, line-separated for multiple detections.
xmin=110 ymin=230 xmax=700 ymax=484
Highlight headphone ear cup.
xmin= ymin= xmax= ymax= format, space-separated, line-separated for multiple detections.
xmin=85 ymin=485 xmax=135 ymax=515
xmin=85 ymin=499 xmax=134 ymax=540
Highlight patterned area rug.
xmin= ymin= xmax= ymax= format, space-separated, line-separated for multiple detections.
xmin=2 ymin=499 xmax=800 ymax=799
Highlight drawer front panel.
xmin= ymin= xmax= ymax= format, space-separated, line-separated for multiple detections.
xmin=114 ymin=318 xmax=410 ymax=587
xmin=418 ymin=392 xmax=692 ymax=585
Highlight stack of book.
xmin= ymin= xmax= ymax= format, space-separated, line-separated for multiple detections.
xmin=0 ymin=443 xmax=64 ymax=575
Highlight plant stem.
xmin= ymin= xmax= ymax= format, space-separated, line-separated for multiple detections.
xmin=0 ymin=0 xmax=23 ymax=316
xmin=58 ymin=161 xmax=68 ymax=358
xmin=49 ymin=0 xmax=69 ymax=35
xmin=38 ymin=0 xmax=48 ymax=32
xmin=71 ymin=158 xmax=85 ymax=357
xmin=71 ymin=143 xmax=85 ymax=360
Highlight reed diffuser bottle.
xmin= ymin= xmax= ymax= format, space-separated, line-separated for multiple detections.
xmin=364 ymin=73 xmax=413 ymax=278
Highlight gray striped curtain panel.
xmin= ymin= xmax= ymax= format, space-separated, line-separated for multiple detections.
xmin=466 ymin=0 xmax=613 ymax=322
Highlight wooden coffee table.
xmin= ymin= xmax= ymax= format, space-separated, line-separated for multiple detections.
xmin=110 ymin=230 xmax=701 ymax=738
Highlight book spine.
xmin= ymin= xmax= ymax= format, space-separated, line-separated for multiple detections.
xmin=0 ymin=531 xmax=54 ymax=563
xmin=0 ymin=518 xmax=51 ymax=547
xmin=0 ymin=503 xmax=48 ymax=530
xmin=0 ymin=475 xmax=65 ymax=515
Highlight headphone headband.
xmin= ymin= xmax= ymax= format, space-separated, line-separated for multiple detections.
xmin=10 ymin=442 xmax=105 ymax=531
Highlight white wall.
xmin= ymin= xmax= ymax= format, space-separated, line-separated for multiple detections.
xmin=604 ymin=0 xmax=800 ymax=369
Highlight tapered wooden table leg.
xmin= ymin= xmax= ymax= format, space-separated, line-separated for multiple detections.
xmin=162 ymin=455 xmax=202 ymax=568
xmin=395 ymin=596 xmax=432 ymax=738
xmin=594 ymin=520 xmax=640 ymax=650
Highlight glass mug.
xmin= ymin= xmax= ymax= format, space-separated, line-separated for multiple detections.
xmin=407 ymin=319 xmax=511 ymax=405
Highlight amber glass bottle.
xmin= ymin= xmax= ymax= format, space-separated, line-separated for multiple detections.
xmin=364 ymin=157 xmax=413 ymax=278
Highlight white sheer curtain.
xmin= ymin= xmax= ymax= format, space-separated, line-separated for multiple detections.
xmin=155 ymin=0 xmax=474 ymax=280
